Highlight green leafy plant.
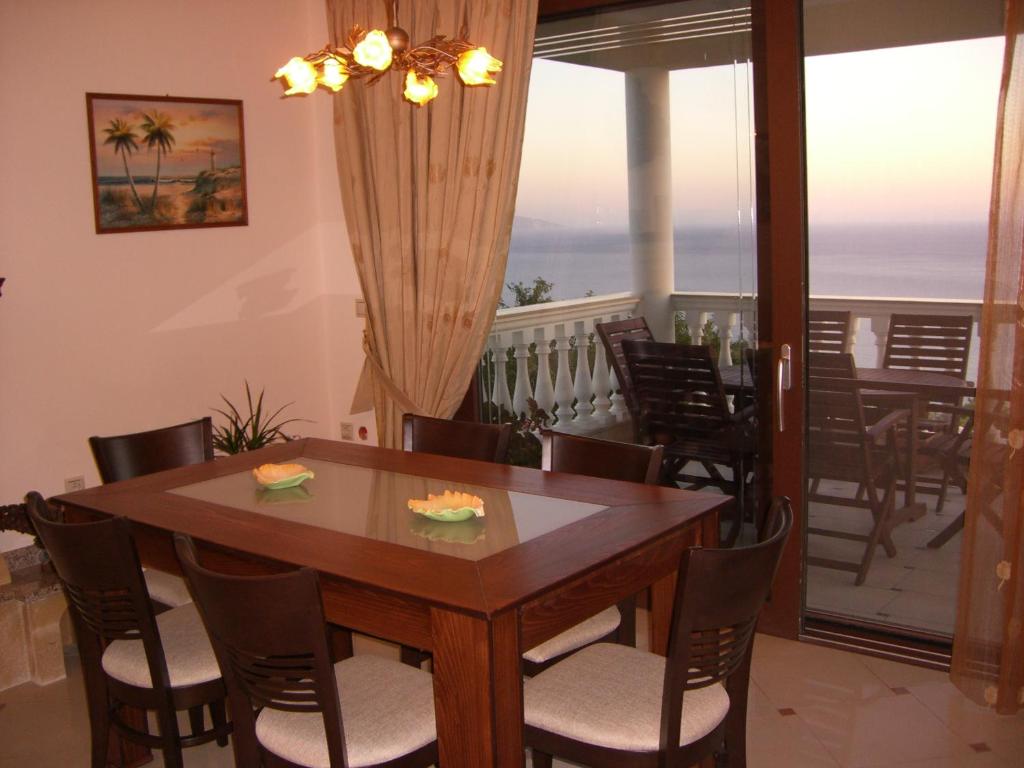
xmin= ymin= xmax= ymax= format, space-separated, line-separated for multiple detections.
xmin=482 ymin=397 xmax=551 ymax=468
xmin=211 ymin=381 xmax=305 ymax=454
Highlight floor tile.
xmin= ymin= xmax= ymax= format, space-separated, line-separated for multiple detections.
xmin=861 ymin=655 xmax=950 ymax=689
xmin=751 ymin=635 xmax=894 ymax=708
xmin=746 ymin=713 xmax=842 ymax=768
xmin=796 ymin=694 xmax=974 ymax=767
xmin=908 ymin=681 xmax=1024 ymax=756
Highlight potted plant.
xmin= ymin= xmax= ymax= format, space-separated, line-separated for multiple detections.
xmin=211 ymin=381 xmax=307 ymax=454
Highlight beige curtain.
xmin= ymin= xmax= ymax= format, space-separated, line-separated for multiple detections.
xmin=951 ymin=0 xmax=1024 ymax=715
xmin=328 ymin=0 xmax=538 ymax=447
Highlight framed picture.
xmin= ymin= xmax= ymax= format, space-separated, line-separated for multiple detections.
xmin=86 ymin=93 xmax=248 ymax=234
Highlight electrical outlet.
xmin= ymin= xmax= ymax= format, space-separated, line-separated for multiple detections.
xmin=64 ymin=476 xmax=86 ymax=493
xmin=340 ymin=422 xmax=355 ymax=440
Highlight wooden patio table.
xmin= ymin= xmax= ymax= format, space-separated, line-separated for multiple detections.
xmin=54 ymin=438 xmax=726 ymax=768
xmin=720 ymin=364 xmax=976 ymax=514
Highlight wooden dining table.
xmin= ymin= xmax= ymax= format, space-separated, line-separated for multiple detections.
xmin=54 ymin=437 xmax=728 ymax=768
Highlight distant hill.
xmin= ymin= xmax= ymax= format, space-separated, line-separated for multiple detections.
xmin=513 ymin=216 xmax=561 ymax=231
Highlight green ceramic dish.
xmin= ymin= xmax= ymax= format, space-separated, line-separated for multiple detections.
xmin=258 ymin=471 xmax=315 ymax=490
xmin=411 ymin=506 xmax=480 ymax=523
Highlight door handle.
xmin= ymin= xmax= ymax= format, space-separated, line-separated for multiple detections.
xmin=777 ymin=343 xmax=792 ymax=432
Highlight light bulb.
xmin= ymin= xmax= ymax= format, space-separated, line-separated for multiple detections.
xmin=275 ymin=57 xmax=318 ymax=95
xmin=403 ymin=70 xmax=439 ymax=106
xmin=457 ymin=48 xmax=502 ymax=86
xmin=353 ymin=29 xmax=394 ymax=71
xmin=319 ymin=57 xmax=349 ymax=91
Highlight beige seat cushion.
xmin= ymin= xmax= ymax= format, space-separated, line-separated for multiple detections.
xmin=525 ymin=642 xmax=730 ymax=752
xmin=142 ymin=568 xmax=192 ymax=608
xmin=523 ymin=606 xmax=621 ymax=664
xmin=101 ymin=603 xmax=220 ymax=689
xmin=256 ymin=654 xmax=436 ymax=768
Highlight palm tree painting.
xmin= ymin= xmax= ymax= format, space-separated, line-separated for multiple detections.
xmin=102 ymin=119 xmax=145 ymax=212
xmin=140 ymin=110 xmax=176 ymax=214
xmin=86 ymin=93 xmax=248 ymax=233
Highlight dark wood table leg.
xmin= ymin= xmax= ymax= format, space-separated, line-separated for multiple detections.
xmin=430 ymin=607 xmax=523 ymax=767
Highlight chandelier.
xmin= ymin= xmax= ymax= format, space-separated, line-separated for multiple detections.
xmin=274 ymin=1 xmax=503 ymax=106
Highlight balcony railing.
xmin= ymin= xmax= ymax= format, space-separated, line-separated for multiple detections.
xmin=481 ymin=291 xmax=983 ymax=434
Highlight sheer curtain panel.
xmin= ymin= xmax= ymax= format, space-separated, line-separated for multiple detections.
xmin=328 ymin=0 xmax=537 ymax=447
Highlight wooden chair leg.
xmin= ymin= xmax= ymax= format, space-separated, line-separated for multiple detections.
xmin=210 ymin=699 xmax=229 ymax=747
xmin=856 ymin=483 xmax=895 ymax=585
xmin=616 ymin=596 xmax=637 ymax=647
xmin=157 ymin=693 xmax=184 ymax=768
xmin=531 ymin=748 xmax=554 ymax=768
xmin=188 ymin=704 xmax=205 ymax=738
xmin=400 ymin=645 xmax=427 ymax=668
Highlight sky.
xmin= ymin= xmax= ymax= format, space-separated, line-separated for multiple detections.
xmin=90 ymin=98 xmax=243 ymax=178
xmin=514 ymin=36 xmax=1004 ymax=229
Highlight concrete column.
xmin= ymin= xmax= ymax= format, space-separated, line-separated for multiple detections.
xmin=625 ymin=68 xmax=675 ymax=342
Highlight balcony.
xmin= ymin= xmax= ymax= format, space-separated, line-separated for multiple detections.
xmin=482 ymin=290 xmax=982 ymax=432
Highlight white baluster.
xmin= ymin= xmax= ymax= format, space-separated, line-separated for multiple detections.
xmin=533 ymin=328 xmax=556 ymax=417
xmin=870 ymin=315 xmax=889 ymax=368
xmin=608 ymin=368 xmax=627 ymax=420
xmin=511 ymin=330 xmax=534 ymax=419
xmin=847 ymin=315 xmax=861 ymax=357
xmin=488 ymin=334 xmax=513 ymax=416
xmin=572 ymin=320 xmax=596 ymax=427
xmin=591 ymin=318 xmax=613 ymax=425
xmin=698 ymin=311 xmax=712 ymax=346
xmin=719 ymin=312 xmax=737 ymax=368
xmin=552 ymin=323 xmax=576 ymax=428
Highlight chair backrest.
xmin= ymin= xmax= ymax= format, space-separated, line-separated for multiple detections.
xmin=595 ymin=317 xmax=654 ymax=416
xmin=25 ymin=492 xmax=171 ymax=689
xmin=539 ymin=430 xmax=663 ymax=485
xmin=174 ymin=534 xmax=347 ymax=766
xmin=401 ymin=413 xmax=512 ymax=463
xmin=807 ymin=353 xmax=874 ymax=482
xmin=89 ymin=416 xmax=214 ymax=484
xmin=808 ymin=310 xmax=852 ymax=355
xmin=621 ymin=339 xmax=733 ymax=444
xmin=660 ymin=499 xmax=792 ymax=758
xmin=882 ymin=314 xmax=973 ymax=379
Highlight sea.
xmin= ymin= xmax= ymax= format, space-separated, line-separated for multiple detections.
xmin=504 ymin=221 xmax=987 ymax=304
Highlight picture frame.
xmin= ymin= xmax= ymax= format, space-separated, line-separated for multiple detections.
xmin=86 ymin=93 xmax=248 ymax=234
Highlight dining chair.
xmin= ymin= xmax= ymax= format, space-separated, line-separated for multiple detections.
xmin=401 ymin=412 xmax=513 ymax=463
xmin=524 ymin=496 xmax=793 ymax=768
xmin=523 ymin=431 xmax=665 ymax=675
xmin=89 ymin=416 xmax=215 ymax=609
xmin=805 ymin=354 xmax=907 ymax=585
xmin=173 ymin=533 xmax=438 ymax=768
xmin=89 ymin=416 xmax=214 ymax=484
xmin=808 ymin=309 xmax=853 ymax=355
xmin=621 ymin=339 xmax=757 ymax=546
xmin=595 ymin=316 xmax=654 ymax=430
xmin=26 ymin=492 xmax=229 ymax=768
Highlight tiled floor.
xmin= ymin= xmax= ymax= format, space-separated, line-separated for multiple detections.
xmin=2 ymin=630 xmax=1021 ymax=767
xmin=805 ymin=478 xmax=967 ymax=636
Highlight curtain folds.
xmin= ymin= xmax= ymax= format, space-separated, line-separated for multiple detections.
xmin=951 ymin=0 xmax=1024 ymax=715
xmin=328 ymin=0 xmax=538 ymax=447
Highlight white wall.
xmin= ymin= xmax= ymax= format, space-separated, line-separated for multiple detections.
xmin=0 ymin=0 xmax=372 ymax=549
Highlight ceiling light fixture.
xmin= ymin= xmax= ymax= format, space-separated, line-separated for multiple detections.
xmin=274 ymin=0 xmax=502 ymax=106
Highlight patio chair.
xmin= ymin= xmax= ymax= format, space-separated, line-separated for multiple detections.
xmin=595 ymin=317 xmax=654 ymax=431
xmin=621 ymin=339 xmax=756 ymax=546
xmin=525 ymin=497 xmax=792 ymax=768
xmin=26 ymin=493 xmax=230 ymax=768
xmin=806 ymin=354 xmax=907 ymax=585
xmin=88 ymin=417 xmax=214 ymax=610
xmin=808 ymin=309 xmax=853 ymax=354
xmin=173 ymin=534 xmax=438 ymax=768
